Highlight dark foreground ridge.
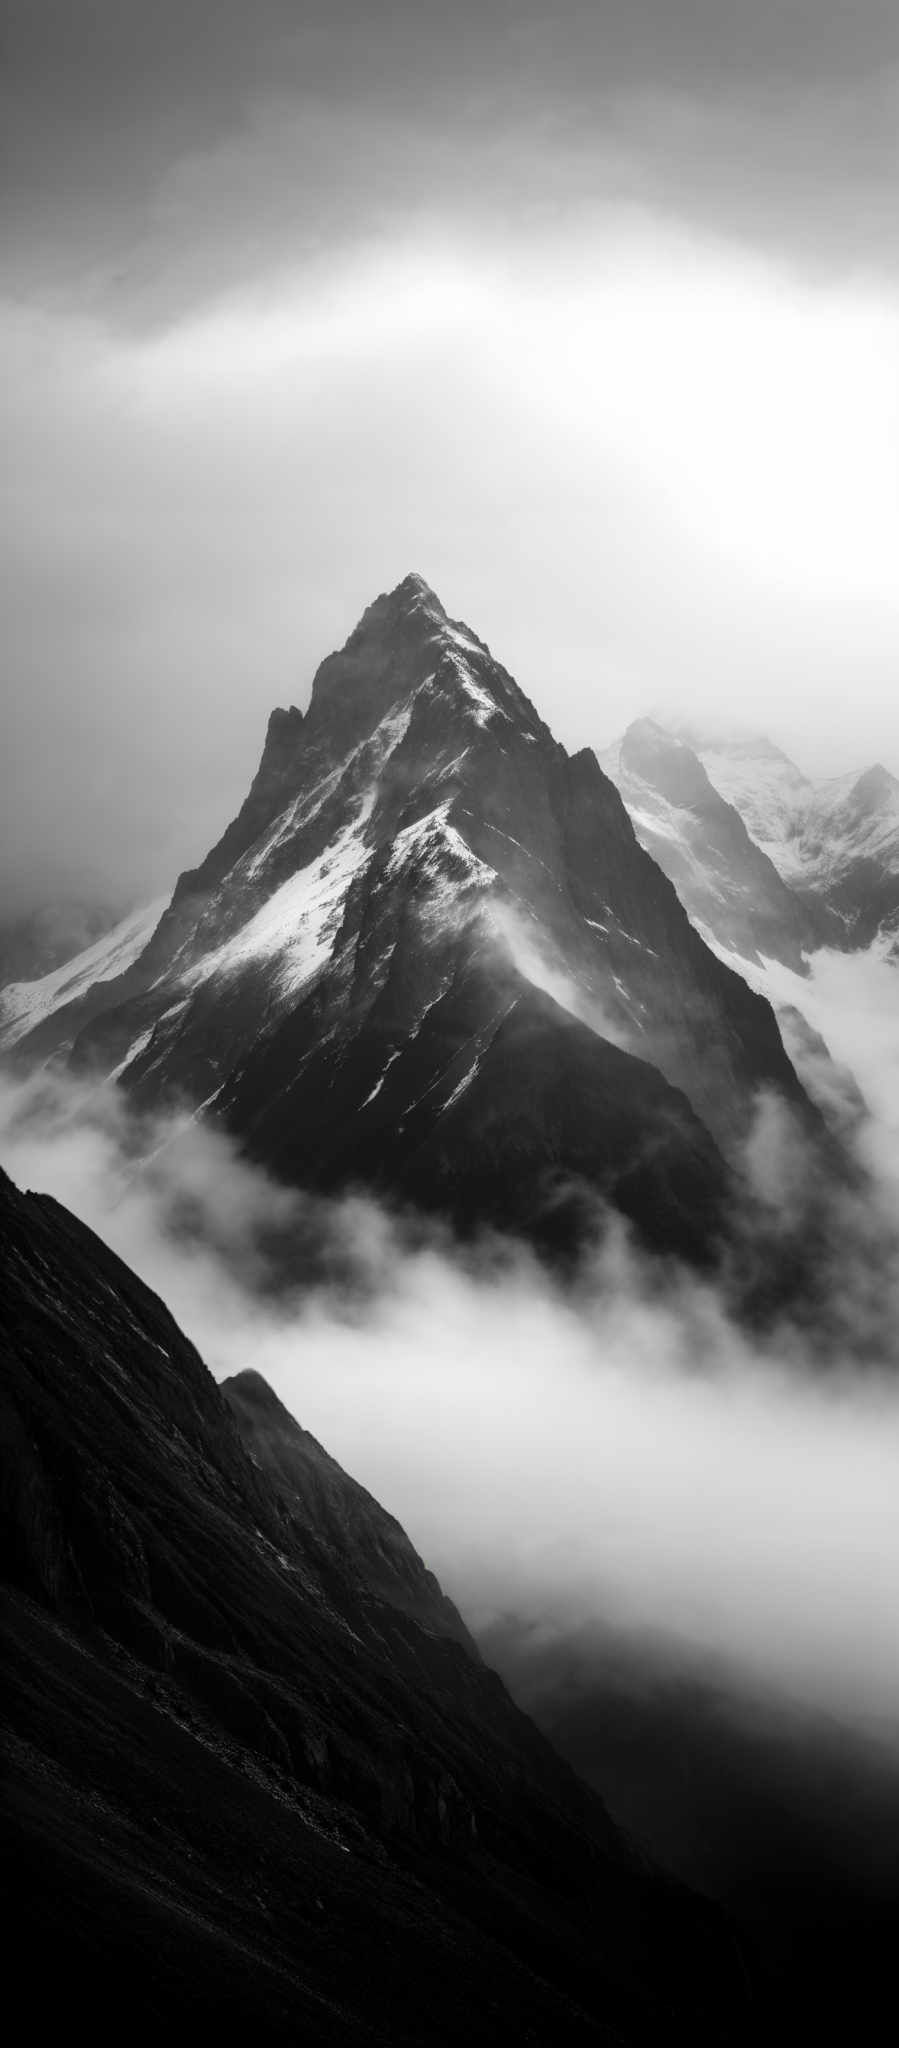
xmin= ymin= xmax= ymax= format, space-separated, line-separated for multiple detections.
xmin=0 ymin=1165 xmax=744 ymax=2043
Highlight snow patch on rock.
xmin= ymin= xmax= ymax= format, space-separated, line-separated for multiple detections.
xmin=191 ymin=811 xmax=374 ymax=999
xmin=0 ymin=898 xmax=167 ymax=1049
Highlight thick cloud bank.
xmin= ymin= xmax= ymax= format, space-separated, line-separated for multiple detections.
xmin=2 ymin=943 xmax=899 ymax=1749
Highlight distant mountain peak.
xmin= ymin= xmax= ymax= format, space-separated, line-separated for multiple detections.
xmin=612 ymin=715 xmax=899 ymax=952
xmin=620 ymin=719 xmax=713 ymax=810
xmin=625 ymin=715 xmax=672 ymax=740
xmin=622 ymin=717 xmax=696 ymax=761
xmin=850 ymin=762 xmax=899 ymax=805
xmin=604 ymin=713 xmax=826 ymax=971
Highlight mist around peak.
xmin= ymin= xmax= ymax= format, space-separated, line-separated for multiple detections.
xmin=3 ymin=940 xmax=899 ymax=1743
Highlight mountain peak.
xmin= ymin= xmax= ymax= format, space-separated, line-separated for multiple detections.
xmin=305 ymin=571 xmax=530 ymax=753
xmin=851 ymin=762 xmax=899 ymax=804
xmin=620 ymin=717 xmax=712 ymax=808
xmin=624 ymin=715 xmax=688 ymax=752
xmin=396 ymin=568 xmax=442 ymax=604
xmin=305 ymin=572 xmax=450 ymax=738
xmin=355 ymin=570 xmax=448 ymax=636
xmin=10 ymin=581 xmax=813 ymax=1252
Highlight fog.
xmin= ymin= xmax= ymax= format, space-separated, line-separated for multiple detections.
xmin=3 ymin=943 xmax=899 ymax=1755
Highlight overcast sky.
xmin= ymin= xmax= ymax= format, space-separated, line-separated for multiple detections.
xmin=4 ymin=1 xmax=899 ymax=912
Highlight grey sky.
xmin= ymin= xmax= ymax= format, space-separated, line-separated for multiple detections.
xmin=6 ymin=0 xmax=899 ymax=317
xmin=4 ymin=2 xmax=899 ymax=911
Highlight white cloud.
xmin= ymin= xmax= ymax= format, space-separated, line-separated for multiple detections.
xmin=4 ymin=941 xmax=899 ymax=1742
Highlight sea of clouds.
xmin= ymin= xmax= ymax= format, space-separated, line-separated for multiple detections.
xmin=3 ymin=944 xmax=899 ymax=1761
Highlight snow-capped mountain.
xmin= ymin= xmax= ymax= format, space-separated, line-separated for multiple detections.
xmin=599 ymin=718 xmax=887 ymax=1125
xmin=2 ymin=575 xmax=810 ymax=1257
xmin=681 ymin=730 xmax=899 ymax=947
xmin=682 ymin=731 xmax=815 ymax=867
xmin=600 ymin=719 xmax=827 ymax=972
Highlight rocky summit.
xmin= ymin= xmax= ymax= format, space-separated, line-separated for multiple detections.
xmin=1 ymin=575 xmax=810 ymax=1262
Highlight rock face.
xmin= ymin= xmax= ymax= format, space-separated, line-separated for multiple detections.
xmin=600 ymin=721 xmax=877 ymax=1139
xmin=601 ymin=720 xmax=828 ymax=972
xmin=682 ymin=731 xmax=899 ymax=949
xmin=2 ymin=575 xmax=811 ymax=1259
xmin=222 ymin=1367 xmax=477 ymax=1654
xmin=0 ymin=1165 xmax=740 ymax=2042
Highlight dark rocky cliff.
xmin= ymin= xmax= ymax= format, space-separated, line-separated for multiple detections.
xmin=0 ymin=1164 xmax=743 ymax=2042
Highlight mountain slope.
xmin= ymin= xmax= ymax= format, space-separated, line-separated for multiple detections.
xmin=683 ymin=732 xmax=899 ymax=948
xmin=0 ymin=895 xmax=166 ymax=1048
xmin=0 ymin=1164 xmax=741 ymax=2042
xmin=0 ymin=897 xmax=134 ymax=995
xmin=222 ymin=1367 xmax=477 ymax=1652
xmin=599 ymin=721 xmax=879 ymax=1134
xmin=600 ymin=720 xmax=827 ymax=971
xmin=682 ymin=733 xmax=815 ymax=868
xmin=2 ymin=576 xmax=811 ymax=1257
xmin=794 ymin=764 xmax=899 ymax=943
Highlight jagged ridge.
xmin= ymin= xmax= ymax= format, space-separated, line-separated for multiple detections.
xmin=2 ymin=576 xmax=814 ymax=1260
